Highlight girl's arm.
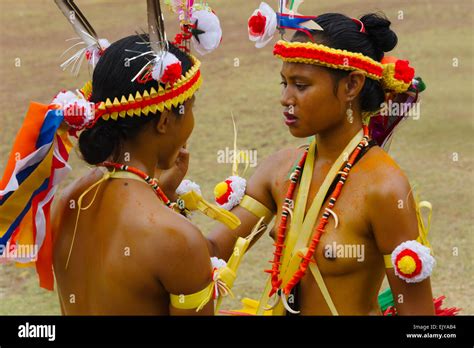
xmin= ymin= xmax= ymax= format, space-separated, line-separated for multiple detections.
xmin=369 ymin=167 xmax=435 ymax=315
xmin=206 ymin=151 xmax=280 ymax=260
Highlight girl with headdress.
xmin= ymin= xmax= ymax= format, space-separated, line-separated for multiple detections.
xmin=205 ymin=2 xmax=459 ymax=316
xmin=0 ymin=0 xmax=241 ymax=315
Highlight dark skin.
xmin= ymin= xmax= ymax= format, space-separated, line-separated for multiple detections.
xmin=52 ymin=97 xmax=215 ymax=315
xmin=206 ymin=60 xmax=435 ymax=315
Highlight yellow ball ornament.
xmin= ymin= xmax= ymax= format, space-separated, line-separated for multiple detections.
xmin=397 ymin=255 xmax=417 ymax=275
xmin=214 ymin=181 xmax=229 ymax=199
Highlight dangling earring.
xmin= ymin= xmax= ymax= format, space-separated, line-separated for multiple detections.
xmin=346 ymin=101 xmax=354 ymax=124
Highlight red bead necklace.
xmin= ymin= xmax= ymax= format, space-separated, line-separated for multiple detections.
xmin=101 ymin=161 xmax=172 ymax=207
xmin=265 ymin=126 xmax=370 ymax=297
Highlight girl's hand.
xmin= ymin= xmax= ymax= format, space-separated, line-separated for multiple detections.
xmin=157 ymin=146 xmax=190 ymax=201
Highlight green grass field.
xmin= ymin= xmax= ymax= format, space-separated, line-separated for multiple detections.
xmin=0 ymin=0 xmax=472 ymax=315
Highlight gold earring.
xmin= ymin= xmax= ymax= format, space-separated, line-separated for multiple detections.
xmin=346 ymin=102 xmax=354 ymax=124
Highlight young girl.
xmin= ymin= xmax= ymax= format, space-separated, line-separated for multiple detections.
xmin=1 ymin=0 xmax=232 ymax=315
xmin=207 ymin=11 xmax=436 ymax=315
xmin=51 ymin=36 xmax=219 ymax=315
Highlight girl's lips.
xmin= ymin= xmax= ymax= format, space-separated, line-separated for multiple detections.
xmin=284 ymin=112 xmax=298 ymax=126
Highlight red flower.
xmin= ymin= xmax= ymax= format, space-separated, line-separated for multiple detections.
xmin=394 ymin=60 xmax=415 ymax=83
xmin=161 ymin=62 xmax=182 ymax=85
xmin=63 ymin=102 xmax=90 ymax=136
xmin=64 ymin=104 xmax=84 ymax=127
xmin=248 ymin=11 xmax=267 ymax=37
xmin=173 ymin=33 xmax=184 ymax=46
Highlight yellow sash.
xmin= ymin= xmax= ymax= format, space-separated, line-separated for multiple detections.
xmin=308 ymin=255 xmax=339 ymax=315
xmin=256 ymin=129 xmax=364 ymax=315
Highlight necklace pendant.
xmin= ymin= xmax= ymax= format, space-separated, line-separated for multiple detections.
xmin=264 ymin=289 xmax=300 ymax=314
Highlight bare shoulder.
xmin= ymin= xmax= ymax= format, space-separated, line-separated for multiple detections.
xmin=139 ymin=207 xmax=209 ymax=261
xmin=109 ymin=177 xmax=208 ymax=259
xmin=355 ymin=146 xmax=412 ymax=200
xmin=260 ymin=145 xmax=306 ymax=175
xmin=247 ymin=144 xmax=307 ymax=211
xmin=130 ymin=201 xmax=212 ymax=294
xmin=52 ymin=168 xmax=104 ymax=239
xmin=56 ymin=168 xmax=104 ymax=206
xmin=358 ymin=146 xmax=420 ymax=252
xmin=96 ymin=176 xmax=213 ymax=295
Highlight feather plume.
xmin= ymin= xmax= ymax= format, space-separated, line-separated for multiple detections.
xmin=147 ymin=0 xmax=167 ymax=55
xmin=54 ymin=0 xmax=105 ymax=75
xmin=54 ymin=0 xmax=98 ymax=46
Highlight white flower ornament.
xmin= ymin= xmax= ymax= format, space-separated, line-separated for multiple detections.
xmin=248 ymin=2 xmax=277 ymax=48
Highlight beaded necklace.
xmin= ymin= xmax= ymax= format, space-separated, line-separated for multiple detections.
xmin=266 ymin=126 xmax=370 ymax=297
xmin=101 ymin=161 xmax=172 ymax=207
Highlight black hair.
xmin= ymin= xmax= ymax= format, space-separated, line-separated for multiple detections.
xmin=78 ymin=34 xmax=193 ymax=165
xmin=293 ymin=13 xmax=398 ymax=113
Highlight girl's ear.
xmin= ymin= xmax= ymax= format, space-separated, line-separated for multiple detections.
xmin=344 ymin=71 xmax=366 ymax=102
xmin=156 ymin=109 xmax=172 ymax=134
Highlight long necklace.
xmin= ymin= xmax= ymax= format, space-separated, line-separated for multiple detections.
xmin=266 ymin=126 xmax=370 ymax=297
xmin=101 ymin=161 xmax=172 ymax=207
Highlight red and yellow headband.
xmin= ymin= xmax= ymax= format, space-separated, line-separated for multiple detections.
xmin=91 ymin=55 xmax=200 ymax=122
xmin=273 ymin=40 xmax=415 ymax=94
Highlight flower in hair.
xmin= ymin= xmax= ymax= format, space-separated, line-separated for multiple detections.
xmin=52 ymin=91 xmax=95 ymax=136
xmin=381 ymin=56 xmax=415 ymax=93
xmin=151 ymin=51 xmax=183 ymax=86
xmin=394 ymin=59 xmax=415 ymax=84
xmin=248 ymin=2 xmax=277 ymax=48
xmin=191 ymin=9 xmax=223 ymax=55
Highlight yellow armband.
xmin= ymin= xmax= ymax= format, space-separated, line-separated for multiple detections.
xmin=239 ymin=195 xmax=273 ymax=225
xmin=383 ymin=199 xmax=433 ymax=269
xmin=170 ymin=217 xmax=267 ymax=314
xmin=170 ymin=282 xmax=215 ymax=312
xmin=170 ymin=266 xmax=235 ymax=313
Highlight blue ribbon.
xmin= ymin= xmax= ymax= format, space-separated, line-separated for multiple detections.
xmin=277 ymin=13 xmax=317 ymax=31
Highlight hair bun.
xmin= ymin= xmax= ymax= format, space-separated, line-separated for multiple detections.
xmin=360 ymin=13 xmax=398 ymax=54
xmin=78 ymin=124 xmax=120 ymax=165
